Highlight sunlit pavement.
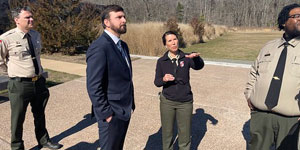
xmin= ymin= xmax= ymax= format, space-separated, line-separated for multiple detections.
xmin=0 ymin=57 xmax=251 ymax=150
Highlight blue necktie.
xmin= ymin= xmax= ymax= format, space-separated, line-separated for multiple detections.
xmin=117 ymin=40 xmax=130 ymax=68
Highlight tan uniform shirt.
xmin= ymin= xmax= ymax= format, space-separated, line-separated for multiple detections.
xmin=0 ymin=28 xmax=43 ymax=77
xmin=245 ymin=36 xmax=300 ymax=116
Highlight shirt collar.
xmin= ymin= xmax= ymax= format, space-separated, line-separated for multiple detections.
xmin=15 ymin=27 xmax=33 ymax=39
xmin=104 ymin=29 xmax=120 ymax=44
xmin=167 ymin=51 xmax=179 ymax=60
xmin=288 ymin=36 xmax=300 ymax=47
xmin=278 ymin=34 xmax=300 ymax=48
xmin=15 ymin=27 xmax=27 ymax=39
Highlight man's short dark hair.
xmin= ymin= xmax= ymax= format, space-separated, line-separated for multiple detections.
xmin=101 ymin=5 xmax=124 ymax=29
xmin=162 ymin=31 xmax=178 ymax=46
xmin=11 ymin=6 xmax=31 ymax=19
xmin=278 ymin=3 xmax=300 ymax=30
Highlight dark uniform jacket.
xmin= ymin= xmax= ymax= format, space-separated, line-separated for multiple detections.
xmin=154 ymin=50 xmax=204 ymax=102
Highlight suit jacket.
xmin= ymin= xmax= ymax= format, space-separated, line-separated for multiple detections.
xmin=86 ymin=32 xmax=135 ymax=121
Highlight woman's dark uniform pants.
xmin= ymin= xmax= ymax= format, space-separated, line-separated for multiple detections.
xmin=160 ymin=94 xmax=193 ymax=150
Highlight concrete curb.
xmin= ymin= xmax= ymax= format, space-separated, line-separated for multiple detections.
xmin=40 ymin=55 xmax=251 ymax=79
xmin=131 ymin=54 xmax=251 ymax=68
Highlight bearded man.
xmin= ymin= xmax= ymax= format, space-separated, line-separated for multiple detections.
xmin=245 ymin=3 xmax=300 ymax=150
xmin=86 ymin=5 xmax=135 ymax=150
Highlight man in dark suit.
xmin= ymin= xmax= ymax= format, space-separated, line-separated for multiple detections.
xmin=86 ymin=5 xmax=135 ymax=150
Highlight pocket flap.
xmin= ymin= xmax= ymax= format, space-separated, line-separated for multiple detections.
xmin=108 ymin=94 xmax=121 ymax=100
xmin=259 ymin=53 xmax=272 ymax=63
xmin=293 ymin=56 xmax=300 ymax=65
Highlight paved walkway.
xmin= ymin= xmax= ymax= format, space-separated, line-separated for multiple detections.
xmin=41 ymin=59 xmax=87 ymax=76
xmin=0 ymin=56 xmax=251 ymax=150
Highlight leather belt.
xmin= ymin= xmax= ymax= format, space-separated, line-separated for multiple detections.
xmin=10 ymin=75 xmax=41 ymax=82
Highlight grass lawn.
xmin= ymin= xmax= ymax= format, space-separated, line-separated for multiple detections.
xmin=45 ymin=69 xmax=82 ymax=88
xmin=183 ymin=31 xmax=283 ymax=62
xmin=41 ymin=31 xmax=284 ymax=63
xmin=0 ymin=69 xmax=81 ymax=102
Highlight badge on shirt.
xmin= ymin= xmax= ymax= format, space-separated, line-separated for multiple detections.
xmin=180 ymin=61 xmax=184 ymax=67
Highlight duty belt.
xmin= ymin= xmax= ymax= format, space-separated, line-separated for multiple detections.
xmin=10 ymin=75 xmax=41 ymax=82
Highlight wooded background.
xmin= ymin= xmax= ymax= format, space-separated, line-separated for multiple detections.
xmin=1 ymin=0 xmax=300 ymax=31
xmin=84 ymin=0 xmax=300 ymax=27
xmin=1 ymin=0 xmax=300 ymax=54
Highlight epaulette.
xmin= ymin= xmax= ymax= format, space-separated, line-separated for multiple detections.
xmin=0 ymin=28 xmax=17 ymax=38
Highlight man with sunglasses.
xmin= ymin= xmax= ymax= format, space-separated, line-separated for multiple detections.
xmin=245 ymin=3 xmax=300 ymax=150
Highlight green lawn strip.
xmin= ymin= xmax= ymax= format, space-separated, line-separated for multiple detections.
xmin=183 ymin=32 xmax=283 ymax=61
xmin=44 ymin=69 xmax=82 ymax=88
xmin=0 ymin=69 xmax=81 ymax=98
xmin=0 ymin=89 xmax=8 ymax=94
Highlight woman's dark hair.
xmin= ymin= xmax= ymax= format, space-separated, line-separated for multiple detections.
xmin=101 ymin=5 xmax=124 ymax=28
xmin=278 ymin=3 xmax=300 ymax=30
xmin=162 ymin=31 xmax=178 ymax=46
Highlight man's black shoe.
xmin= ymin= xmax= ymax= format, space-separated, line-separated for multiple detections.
xmin=38 ymin=141 xmax=63 ymax=149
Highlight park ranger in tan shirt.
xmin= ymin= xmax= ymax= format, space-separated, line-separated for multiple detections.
xmin=0 ymin=6 xmax=62 ymax=150
xmin=244 ymin=36 xmax=300 ymax=116
xmin=244 ymin=3 xmax=300 ymax=150
xmin=0 ymin=27 xmax=43 ymax=78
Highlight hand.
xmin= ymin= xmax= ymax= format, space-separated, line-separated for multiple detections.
xmin=185 ymin=52 xmax=200 ymax=58
xmin=247 ymin=99 xmax=254 ymax=110
xmin=106 ymin=115 xmax=112 ymax=123
xmin=163 ymin=74 xmax=175 ymax=82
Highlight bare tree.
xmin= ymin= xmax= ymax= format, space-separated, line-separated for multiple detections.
xmin=7 ymin=0 xmax=300 ymax=27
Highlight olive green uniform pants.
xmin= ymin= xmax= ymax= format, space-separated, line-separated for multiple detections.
xmin=8 ymin=77 xmax=50 ymax=150
xmin=160 ymin=94 xmax=193 ymax=150
xmin=250 ymin=110 xmax=299 ymax=150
